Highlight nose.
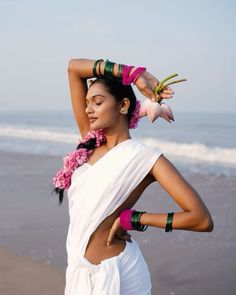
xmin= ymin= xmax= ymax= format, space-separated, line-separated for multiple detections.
xmin=85 ymin=104 xmax=93 ymax=114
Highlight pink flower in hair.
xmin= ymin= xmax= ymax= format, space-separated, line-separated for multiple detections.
xmin=129 ymin=100 xmax=141 ymax=129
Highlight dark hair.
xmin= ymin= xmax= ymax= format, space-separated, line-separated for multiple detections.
xmin=51 ymin=78 xmax=137 ymax=205
xmin=89 ymin=77 xmax=137 ymax=124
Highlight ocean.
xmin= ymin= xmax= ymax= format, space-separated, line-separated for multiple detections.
xmin=0 ymin=109 xmax=235 ymax=176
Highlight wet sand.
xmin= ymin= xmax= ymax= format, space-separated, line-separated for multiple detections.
xmin=0 ymin=150 xmax=235 ymax=294
xmin=0 ymin=246 xmax=65 ymax=295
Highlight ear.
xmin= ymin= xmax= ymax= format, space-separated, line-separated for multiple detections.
xmin=120 ymin=97 xmax=130 ymax=109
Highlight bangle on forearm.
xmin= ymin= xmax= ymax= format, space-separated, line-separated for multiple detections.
xmin=120 ymin=209 xmax=175 ymax=233
xmin=118 ymin=63 xmax=124 ymax=82
xmin=131 ymin=211 xmax=148 ymax=231
xmin=93 ymin=59 xmax=103 ymax=78
xmin=98 ymin=59 xmax=103 ymax=77
xmin=120 ymin=208 xmax=149 ymax=232
xmin=92 ymin=58 xmax=146 ymax=85
xmin=104 ymin=59 xmax=116 ymax=80
xmin=165 ymin=212 xmax=174 ymax=232
xmin=122 ymin=65 xmax=146 ymax=85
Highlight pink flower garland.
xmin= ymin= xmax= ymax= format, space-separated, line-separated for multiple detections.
xmin=52 ymin=129 xmax=106 ymax=191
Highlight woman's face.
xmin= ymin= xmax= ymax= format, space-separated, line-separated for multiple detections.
xmin=85 ymin=82 xmax=121 ymax=130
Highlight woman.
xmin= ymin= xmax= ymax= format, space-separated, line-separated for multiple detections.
xmin=53 ymin=58 xmax=214 ymax=294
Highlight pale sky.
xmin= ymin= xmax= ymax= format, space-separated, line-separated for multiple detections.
xmin=0 ymin=0 xmax=235 ymax=113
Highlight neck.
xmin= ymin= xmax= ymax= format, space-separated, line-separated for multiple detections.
xmin=103 ymin=132 xmax=131 ymax=149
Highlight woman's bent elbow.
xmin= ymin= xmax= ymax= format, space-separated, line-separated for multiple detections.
xmin=201 ymin=215 xmax=214 ymax=232
xmin=68 ymin=59 xmax=75 ymax=71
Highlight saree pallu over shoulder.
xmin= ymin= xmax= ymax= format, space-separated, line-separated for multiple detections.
xmin=65 ymin=138 xmax=163 ymax=294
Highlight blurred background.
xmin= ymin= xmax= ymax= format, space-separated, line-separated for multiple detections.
xmin=0 ymin=1 xmax=235 ymax=294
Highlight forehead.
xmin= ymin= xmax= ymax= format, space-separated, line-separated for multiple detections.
xmin=86 ymin=83 xmax=108 ymax=101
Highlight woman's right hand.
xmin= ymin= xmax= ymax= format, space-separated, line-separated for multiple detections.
xmin=134 ymin=71 xmax=174 ymax=102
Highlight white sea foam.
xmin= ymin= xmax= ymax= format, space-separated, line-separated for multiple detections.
xmin=0 ymin=126 xmax=236 ymax=166
xmin=0 ymin=125 xmax=78 ymax=143
xmin=142 ymin=137 xmax=236 ymax=165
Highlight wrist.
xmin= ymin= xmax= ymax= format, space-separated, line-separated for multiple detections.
xmin=139 ymin=212 xmax=148 ymax=225
xmin=92 ymin=59 xmax=146 ymax=85
xmin=119 ymin=209 xmax=148 ymax=232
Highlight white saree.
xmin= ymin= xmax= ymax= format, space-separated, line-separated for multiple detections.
xmin=64 ymin=138 xmax=163 ymax=295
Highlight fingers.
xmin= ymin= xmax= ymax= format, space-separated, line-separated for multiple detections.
xmin=159 ymin=86 xmax=174 ymax=99
xmin=107 ymin=220 xmax=120 ymax=246
xmin=160 ymin=92 xmax=173 ymax=99
xmin=120 ymin=233 xmax=131 ymax=240
xmin=162 ymin=87 xmax=174 ymax=94
xmin=116 ymin=232 xmax=132 ymax=243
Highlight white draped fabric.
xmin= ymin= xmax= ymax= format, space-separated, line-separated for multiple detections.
xmin=64 ymin=138 xmax=162 ymax=294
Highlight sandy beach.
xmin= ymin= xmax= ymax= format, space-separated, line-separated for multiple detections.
xmin=0 ymin=149 xmax=235 ymax=294
xmin=0 ymin=246 xmax=65 ymax=295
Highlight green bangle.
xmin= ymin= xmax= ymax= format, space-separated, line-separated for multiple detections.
xmin=165 ymin=212 xmax=174 ymax=232
xmin=104 ymin=59 xmax=115 ymax=80
xmin=131 ymin=211 xmax=148 ymax=231
xmin=118 ymin=64 xmax=124 ymax=82
xmin=98 ymin=59 xmax=103 ymax=77
xmin=93 ymin=59 xmax=103 ymax=78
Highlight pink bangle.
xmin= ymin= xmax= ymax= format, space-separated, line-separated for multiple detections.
xmin=133 ymin=68 xmax=146 ymax=84
xmin=122 ymin=65 xmax=146 ymax=85
xmin=119 ymin=209 xmax=136 ymax=231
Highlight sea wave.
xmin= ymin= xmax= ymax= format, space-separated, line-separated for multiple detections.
xmin=0 ymin=125 xmax=78 ymax=143
xmin=1 ymin=126 xmax=236 ymax=166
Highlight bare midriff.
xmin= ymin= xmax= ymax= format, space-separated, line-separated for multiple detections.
xmin=84 ymin=173 xmax=155 ymax=265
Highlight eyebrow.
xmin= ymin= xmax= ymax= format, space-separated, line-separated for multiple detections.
xmin=85 ymin=94 xmax=105 ymax=102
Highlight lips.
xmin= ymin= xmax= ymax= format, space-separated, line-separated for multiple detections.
xmin=89 ymin=118 xmax=97 ymax=122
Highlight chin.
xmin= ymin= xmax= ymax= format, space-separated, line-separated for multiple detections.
xmin=90 ymin=124 xmax=101 ymax=131
xmin=90 ymin=122 xmax=104 ymax=129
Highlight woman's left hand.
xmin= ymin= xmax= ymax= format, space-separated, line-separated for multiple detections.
xmin=134 ymin=71 xmax=174 ymax=102
xmin=106 ymin=216 xmax=132 ymax=246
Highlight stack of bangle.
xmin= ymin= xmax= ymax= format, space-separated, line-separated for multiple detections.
xmin=119 ymin=209 xmax=175 ymax=232
xmin=92 ymin=58 xmax=146 ymax=85
xmin=120 ymin=209 xmax=148 ymax=232
xmin=131 ymin=210 xmax=148 ymax=231
xmin=93 ymin=59 xmax=103 ymax=78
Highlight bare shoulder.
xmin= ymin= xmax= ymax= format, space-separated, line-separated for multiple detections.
xmin=149 ymin=153 xmax=183 ymax=183
xmin=149 ymin=153 xmax=197 ymax=199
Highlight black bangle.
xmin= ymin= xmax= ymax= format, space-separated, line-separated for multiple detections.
xmin=165 ymin=212 xmax=174 ymax=232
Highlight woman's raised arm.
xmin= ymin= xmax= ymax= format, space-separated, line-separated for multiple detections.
xmin=67 ymin=59 xmax=94 ymax=139
xmin=67 ymin=58 xmax=174 ymax=138
xmin=67 ymin=58 xmax=121 ymax=138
